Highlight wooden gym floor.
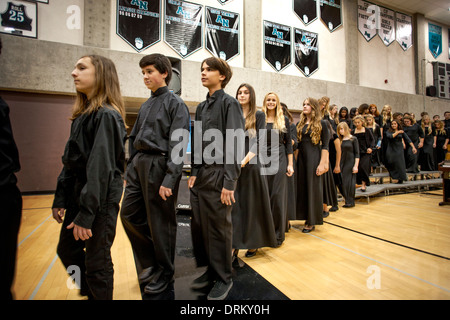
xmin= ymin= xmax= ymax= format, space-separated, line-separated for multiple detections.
xmin=11 ymin=188 xmax=450 ymax=300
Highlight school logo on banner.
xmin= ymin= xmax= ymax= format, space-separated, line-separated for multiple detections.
xmin=319 ymin=0 xmax=342 ymax=32
xmin=205 ymin=7 xmax=239 ymax=61
xmin=357 ymin=0 xmax=377 ymax=42
xmin=263 ymin=20 xmax=292 ymax=72
xmin=395 ymin=12 xmax=412 ymax=51
xmin=116 ymin=0 xmax=161 ymax=52
xmin=428 ymin=23 xmax=442 ymax=59
xmin=294 ymin=28 xmax=318 ymax=77
xmin=378 ymin=6 xmax=395 ymax=46
xmin=164 ymin=0 xmax=203 ymax=58
xmin=293 ymin=0 xmax=317 ymax=26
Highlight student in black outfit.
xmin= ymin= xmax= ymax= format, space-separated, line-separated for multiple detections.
xmin=338 ymin=106 xmax=352 ymax=129
xmin=351 ymin=115 xmax=374 ymax=192
xmin=385 ymin=120 xmax=416 ymax=183
xmin=369 ymin=104 xmax=382 ymax=126
xmin=0 ymin=37 xmax=22 ymax=301
xmin=262 ymin=92 xmax=294 ymax=245
xmin=434 ymin=120 xmax=449 ymax=168
xmin=120 ymin=54 xmax=190 ymax=298
xmin=444 ymin=111 xmax=450 ymax=129
xmin=232 ymin=84 xmax=276 ymax=260
xmin=188 ymin=57 xmax=245 ymax=300
xmin=419 ymin=115 xmax=435 ymax=171
xmin=337 ymin=122 xmax=359 ymax=208
xmin=324 ymin=120 xmax=341 ymax=213
xmin=402 ymin=115 xmax=424 ymax=173
xmin=365 ymin=114 xmax=381 ymax=172
xmin=52 ymin=55 xmax=127 ymax=300
xmin=296 ymin=97 xmax=330 ymax=233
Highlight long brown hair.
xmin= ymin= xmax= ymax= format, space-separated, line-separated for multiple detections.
xmin=236 ymin=83 xmax=257 ymax=137
xmin=71 ymin=55 xmax=126 ymax=124
xmin=297 ymin=97 xmax=322 ymax=145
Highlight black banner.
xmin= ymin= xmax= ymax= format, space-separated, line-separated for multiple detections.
xmin=205 ymin=7 xmax=239 ymax=61
xmin=264 ymin=20 xmax=292 ymax=72
xmin=116 ymin=0 xmax=161 ymax=52
xmin=319 ymin=0 xmax=342 ymax=32
xmin=217 ymin=0 xmax=232 ymax=4
xmin=293 ymin=0 xmax=317 ymax=25
xmin=294 ymin=27 xmax=318 ymax=77
xmin=164 ymin=0 xmax=203 ymax=58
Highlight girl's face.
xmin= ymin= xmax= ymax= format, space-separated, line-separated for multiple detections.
xmin=331 ymin=106 xmax=337 ymax=116
xmin=237 ymin=86 xmax=250 ymax=106
xmin=370 ymin=106 xmax=376 ymax=113
xmin=265 ymin=94 xmax=277 ymax=111
xmin=354 ymin=119 xmax=363 ymax=128
xmin=366 ymin=117 xmax=373 ymax=125
xmin=72 ymin=57 xmax=96 ymax=98
xmin=340 ymin=109 xmax=347 ymax=117
xmin=303 ymin=99 xmax=312 ymax=115
xmin=338 ymin=126 xmax=345 ymax=137
xmin=403 ymin=119 xmax=411 ymax=126
xmin=391 ymin=121 xmax=398 ymax=130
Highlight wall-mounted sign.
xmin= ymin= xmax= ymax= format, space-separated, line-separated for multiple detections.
xmin=205 ymin=6 xmax=239 ymax=61
xmin=264 ymin=20 xmax=292 ymax=72
xmin=0 ymin=0 xmax=37 ymax=38
xmin=428 ymin=23 xmax=442 ymax=59
xmin=293 ymin=0 xmax=317 ymax=26
xmin=395 ymin=12 xmax=412 ymax=51
xmin=319 ymin=0 xmax=342 ymax=32
xmin=116 ymin=0 xmax=161 ymax=52
xmin=164 ymin=0 xmax=203 ymax=58
xmin=378 ymin=6 xmax=395 ymax=46
xmin=294 ymin=27 xmax=318 ymax=77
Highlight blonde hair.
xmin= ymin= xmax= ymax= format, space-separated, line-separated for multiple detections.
xmin=364 ymin=114 xmax=376 ymax=130
xmin=421 ymin=114 xmax=432 ymax=135
xmin=262 ymin=92 xmax=286 ymax=132
xmin=71 ymin=55 xmax=126 ymax=125
xmin=328 ymin=104 xmax=339 ymax=125
xmin=296 ymin=97 xmax=323 ymax=145
xmin=435 ymin=120 xmax=446 ymax=135
xmin=381 ymin=105 xmax=392 ymax=126
xmin=337 ymin=121 xmax=351 ymax=140
xmin=319 ymin=96 xmax=330 ymax=117
xmin=353 ymin=115 xmax=366 ymax=127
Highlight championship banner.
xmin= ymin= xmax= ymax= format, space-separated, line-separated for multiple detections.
xmin=357 ymin=0 xmax=377 ymax=42
xmin=117 ymin=0 xmax=161 ymax=52
xmin=378 ymin=6 xmax=395 ymax=46
xmin=164 ymin=0 xmax=203 ymax=58
xmin=293 ymin=0 xmax=317 ymax=26
xmin=0 ymin=0 xmax=37 ymax=38
xmin=428 ymin=23 xmax=442 ymax=59
xmin=395 ymin=12 xmax=412 ymax=51
xmin=217 ymin=0 xmax=232 ymax=4
xmin=294 ymin=27 xmax=318 ymax=77
xmin=319 ymin=0 xmax=342 ymax=32
xmin=264 ymin=20 xmax=292 ymax=72
xmin=205 ymin=6 xmax=239 ymax=61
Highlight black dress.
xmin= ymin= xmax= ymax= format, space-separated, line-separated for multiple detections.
xmin=232 ymin=111 xmax=277 ymax=249
xmin=340 ymin=137 xmax=360 ymax=206
xmin=323 ymin=122 xmax=338 ymax=209
xmin=434 ymin=128 xmax=448 ymax=169
xmin=286 ymin=122 xmax=298 ymax=222
xmin=264 ymin=116 xmax=293 ymax=245
xmin=329 ymin=130 xmax=343 ymax=191
xmin=418 ymin=126 xmax=435 ymax=171
xmin=367 ymin=124 xmax=381 ymax=169
xmin=385 ymin=130 xmax=412 ymax=181
xmin=403 ymin=123 xmax=424 ymax=173
xmin=296 ymin=119 xmax=330 ymax=226
xmin=352 ymin=129 xmax=374 ymax=187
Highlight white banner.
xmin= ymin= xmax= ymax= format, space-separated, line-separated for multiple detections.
xmin=395 ymin=12 xmax=412 ymax=51
xmin=378 ymin=6 xmax=395 ymax=46
xmin=357 ymin=0 xmax=377 ymax=42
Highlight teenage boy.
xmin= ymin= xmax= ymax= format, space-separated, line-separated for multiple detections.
xmin=187 ymin=57 xmax=245 ymax=300
xmin=120 ymin=54 xmax=190 ymax=298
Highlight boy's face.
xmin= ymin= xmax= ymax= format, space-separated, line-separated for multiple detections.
xmin=201 ymin=62 xmax=225 ymax=89
xmin=141 ymin=64 xmax=167 ymax=92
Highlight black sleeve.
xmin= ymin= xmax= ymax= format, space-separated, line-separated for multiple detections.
xmin=403 ymin=132 xmax=412 ymax=145
xmin=249 ymin=111 xmax=266 ymax=155
xmin=73 ymin=111 xmax=126 ymax=229
xmin=366 ymin=128 xmax=375 ymax=148
xmin=284 ymin=116 xmax=293 ymax=155
xmin=320 ymin=119 xmax=330 ymax=151
xmin=223 ymin=98 xmax=245 ymax=191
xmin=290 ymin=123 xmax=299 ymax=151
xmin=0 ymin=98 xmax=20 ymax=187
xmin=352 ymin=137 xmax=360 ymax=159
xmin=161 ymin=100 xmax=191 ymax=190
xmin=190 ymin=105 xmax=203 ymax=177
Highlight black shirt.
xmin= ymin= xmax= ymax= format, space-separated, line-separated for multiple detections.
xmin=0 ymin=97 xmax=20 ymax=188
xmin=128 ymin=86 xmax=190 ymax=189
xmin=191 ymin=89 xmax=245 ymax=191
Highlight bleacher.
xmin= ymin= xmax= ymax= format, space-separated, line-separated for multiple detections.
xmin=355 ymin=166 xmax=442 ymax=204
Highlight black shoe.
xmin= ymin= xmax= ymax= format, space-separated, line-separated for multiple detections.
xmin=144 ymin=275 xmax=172 ymax=295
xmin=302 ymin=226 xmax=315 ymax=233
xmin=245 ymin=249 xmax=257 ymax=258
xmin=191 ymin=269 xmax=212 ymax=290
xmin=323 ymin=211 xmax=329 ymax=218
xmin=138 ymin=266 xmax=161 ymax=285
xmin=207 ymin=280 xmax=233 ymax=300
xmin=329 ymin=205 xmax=339 ymax=212
xmin=343 ymin=203 xmax=355 ymax=208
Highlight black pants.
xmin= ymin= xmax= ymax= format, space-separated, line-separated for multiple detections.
xmin=0 ymin=184 xmax=22 ymax=300
xmin=56 ymin=183 xmax=121 ymax=300
xmin=190 ymin=165 xmax=233 ymax=284
xmin=120 ymin=153 xmax=179 ymax=289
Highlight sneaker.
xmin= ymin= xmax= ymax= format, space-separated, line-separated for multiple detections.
xmin=207 ymin=280 xmax=233 ymax=300
xmin=191 ymin=269 xmax=212 ymax=290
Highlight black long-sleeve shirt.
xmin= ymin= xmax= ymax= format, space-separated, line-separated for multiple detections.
xmin=191 ymin=89 xmax=245 ymax=191
xmin=128 ymin=86 xmax=190 ymax=189
xmin=53 ymin=106 xmax=127 ymax=229
xmin=0 ymin=97 xmax=20 ymax=188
